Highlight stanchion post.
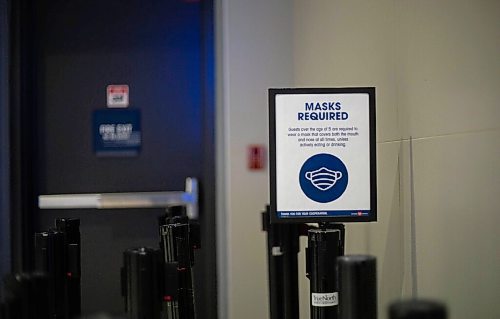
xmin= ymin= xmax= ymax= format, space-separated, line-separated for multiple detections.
xmin=55 ymin=218 xmax=81 ymax=318
xmin=262 ymin=205 xmax=302 ymax=319
xmin=338 ymin=255 xmax=377 ymax=319
xmin=34 ymin=231 xmax=66 ymax=319
xmin=306 ymin=224 xmax=345 ymax=319
xmin=121 ymin=247 xmax=162 ymax=319
xmin=389 ymin=299 xmax=447 ymax=319
xmin=159 ymin=206 xmax=199 ymax=319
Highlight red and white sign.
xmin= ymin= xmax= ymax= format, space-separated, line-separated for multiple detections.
xmin=248 ymin=145 xmax=266 ymax=170
xmin=107 ymin=85 xmax=129 ymax=108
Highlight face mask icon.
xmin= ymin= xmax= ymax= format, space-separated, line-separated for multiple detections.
xmin=305 ymin=167 xmax=343 ymax=191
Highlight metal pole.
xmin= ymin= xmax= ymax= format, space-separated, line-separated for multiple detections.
xmin=338 ymin=255 xmax=377 ymax=319
xmin=307 ymin=226 xmax=343 ymax=319
xmin=3 ymin=272 xmax=50 ymax=319
xmin=262 ymin=206 xmax=300 ymax=319
xmin=389 ymin=299 xmax=447 ymax=319
xmin=121 ymin=248 xmax=161 ymax=319
xmin=159 ymin=206 xmax=198 ymax=319
xmin=55 ymin=218 xmax=81 ymax=318
xmin=33 ymin=231 xmax=66 ymax=319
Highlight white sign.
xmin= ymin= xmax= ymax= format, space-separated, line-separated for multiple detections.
xmin=269 ymin=88 xmax=376 ymax=223
xmin=311 ymin=292 xmax=339 ymax=307
xmin=107 ymin=85 xmax=129 ymax=108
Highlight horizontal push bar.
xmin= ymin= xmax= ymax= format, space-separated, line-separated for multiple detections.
xmin=38 ymin=177 xmax=199 ymax=219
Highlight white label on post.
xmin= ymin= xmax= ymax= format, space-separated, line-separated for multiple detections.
xmin=311 ymin=292 xmax=338 ymax=307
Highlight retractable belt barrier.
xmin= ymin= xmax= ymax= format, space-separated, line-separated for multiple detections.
xmin=121 ymin=205 xmax=200 ymax=319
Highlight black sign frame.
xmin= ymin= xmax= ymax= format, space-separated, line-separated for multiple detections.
xmin=269 ymin=87 xmax=377 ymax=224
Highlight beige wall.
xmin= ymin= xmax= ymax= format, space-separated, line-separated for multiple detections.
xmin=217 ymin=0 xmax=294 ymax=318
xmin=294 ymin=0 xmax=500 ymax=318
xmin=294 ymin=1 xmax=405 ymax=317
xmin=396 ymin=1 xmax=500 ymax=319
xmin=218 ymin=0 xmax=500 ymax=318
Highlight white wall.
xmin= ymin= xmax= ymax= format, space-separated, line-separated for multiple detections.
xmin=217 ymin=0 xmax=294 ymax=318
xmin=396 ymin=1 xmax=500 ymax=318
xmin=218 ymin=0 xmax=500 ymax=318
xmin=294 ymin=0 xmax=500 ymax=318
xmin=293 ymin=1 xmax=405 ymax=318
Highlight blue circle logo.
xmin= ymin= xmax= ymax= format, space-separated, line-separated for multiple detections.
xmin=299 ymin=154 xmax=348 ymax=203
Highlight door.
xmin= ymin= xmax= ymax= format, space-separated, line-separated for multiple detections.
xmin=11 ymin=0 xmax=216 ymax=316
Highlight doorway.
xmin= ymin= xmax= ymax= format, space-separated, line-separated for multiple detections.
xmin=9 ymin=0 xmax=216 ymax=316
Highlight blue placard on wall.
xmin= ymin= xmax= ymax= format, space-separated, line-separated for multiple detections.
xmin=93 ymin=109 xmax=141 ymax=157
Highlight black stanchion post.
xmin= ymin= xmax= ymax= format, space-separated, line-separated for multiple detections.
xmin=121 ymin=248 xmax=161 ymax=319
xmin=389 ymin=299 xmax=447 ymax=319
xmin=262 ymin=205 xmax=301 ymax=319
xmin=0 ymin=302 xmax=6 ymax=319
xmin=159 ymin=206 xmax=199 ymax=319
xmin=338 ymin=255 xmax=377 ymax=319
xmin=281 ymin=223 xmax=300 ymax=319
xmin=306 ymin=224 xmax=344 ymax=319
xmin=34 ymin=231 xmax=66 ymax=319
xmin=3 ymin=272 xmax=50 ymax=319
xmin=34 ymin=218 xmax=81 ymax=319
xmin=55 ymin=218 xmax=81 ymax=318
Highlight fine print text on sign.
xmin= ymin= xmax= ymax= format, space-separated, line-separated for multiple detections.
xmin=269 ymin=88 xmax=377 ymax=223
xmin=93 ymin=109 xmax=141 ymax=157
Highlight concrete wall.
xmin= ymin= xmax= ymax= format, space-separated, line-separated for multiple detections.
xmin=218 ymin=0 xmax=500 ymax=318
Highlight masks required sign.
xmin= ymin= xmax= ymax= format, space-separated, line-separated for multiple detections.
xmin=269 ymin=88 xmax=377 ymax=223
